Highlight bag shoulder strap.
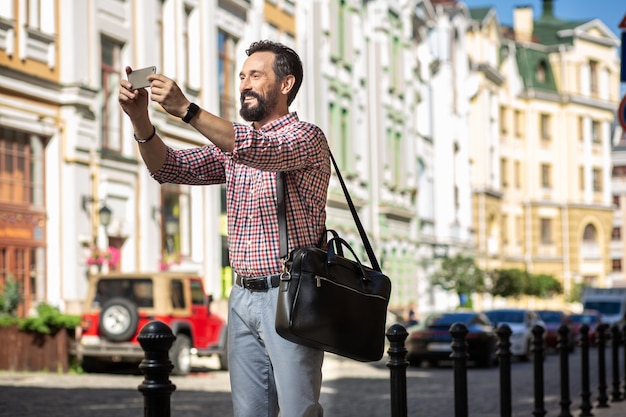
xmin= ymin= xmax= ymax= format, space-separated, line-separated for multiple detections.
xmin=276 ymin=150 xmax=381 ymax=272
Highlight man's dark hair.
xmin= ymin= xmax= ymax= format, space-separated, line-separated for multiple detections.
xmin=246 ymin=40 xmax=303 ymax=106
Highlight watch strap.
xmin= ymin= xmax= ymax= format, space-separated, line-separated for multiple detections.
xmin=182 ymin=103 xmax=200 ymax=123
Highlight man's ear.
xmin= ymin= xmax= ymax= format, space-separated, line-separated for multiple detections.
xmin=280 ymin=74 xmax=296 ymax=96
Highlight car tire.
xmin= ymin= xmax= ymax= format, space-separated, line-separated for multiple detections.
xmin=170 ymin=334 xmax=192 ymax=376
xmin=99 ymin=297 xmax=139 ymax=342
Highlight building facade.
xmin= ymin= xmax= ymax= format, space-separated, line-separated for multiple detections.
xmin=467 ymin=1 xmax=621 ymax=306
xmin=0 ymin=0 xmax=621 ymax=319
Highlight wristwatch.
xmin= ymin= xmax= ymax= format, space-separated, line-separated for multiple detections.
xmin=182 ymin=102 xmax=200 ymax=123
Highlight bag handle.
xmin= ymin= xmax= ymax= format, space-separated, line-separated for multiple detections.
xmin=326 ymin=236 xmax=371 ymax=282
xmin=276 ymin=149 xmax=381 ymax=272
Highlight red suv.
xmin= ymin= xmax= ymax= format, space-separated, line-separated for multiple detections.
xmin=76 ymin=272 xmax=227 ymax=375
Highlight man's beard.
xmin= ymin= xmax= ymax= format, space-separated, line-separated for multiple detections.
xmin=239 ymin=87 xmax=279 ymax=122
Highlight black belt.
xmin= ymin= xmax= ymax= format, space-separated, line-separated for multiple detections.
xmin=236 ymin=274 xmax=281 ymax=291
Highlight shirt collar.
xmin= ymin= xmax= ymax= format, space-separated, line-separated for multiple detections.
xmin=256 ymin=112 xmax=299 ymax=132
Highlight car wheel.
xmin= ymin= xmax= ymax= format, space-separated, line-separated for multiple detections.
xmin=99 ymin=297 xmax=139 ymax=342
xmin=170 ymin=334 xmax=192 ymax=376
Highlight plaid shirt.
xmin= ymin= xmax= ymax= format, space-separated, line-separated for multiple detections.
xmin=151 ymin=112 xmax=330 ymax=277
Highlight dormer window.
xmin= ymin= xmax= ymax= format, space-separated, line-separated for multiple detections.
xmin=536 ymin=60 xmax=546 ymax=83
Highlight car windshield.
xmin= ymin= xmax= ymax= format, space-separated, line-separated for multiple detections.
xmin=94 ymin=278 xmax=154 ymax=307
xmin=583 ymin=301 xmax=621 ymax=315
xmin=425 ymin=312 xmax=476 ymax=328
xmin=536 ymin=311 xmax=562 ymax=323
xmin=570 ymin=314 xmax=597 ymax=324
xmin=484 ymin=310 xmax=524 ymax=323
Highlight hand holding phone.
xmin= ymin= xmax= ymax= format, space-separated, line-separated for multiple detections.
xmin=128 ymin=66 xmax=156 ymax=90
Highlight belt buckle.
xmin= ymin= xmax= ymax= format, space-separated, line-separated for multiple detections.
xmin=245 ymin=277 xmax=269 ymax=291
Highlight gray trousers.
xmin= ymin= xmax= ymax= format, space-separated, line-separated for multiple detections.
xmin=227 ymin=284 xmax=324 ymax=417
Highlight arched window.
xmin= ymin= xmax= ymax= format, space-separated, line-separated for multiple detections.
xmin=583 ymin=224 xmax=597 ymax=242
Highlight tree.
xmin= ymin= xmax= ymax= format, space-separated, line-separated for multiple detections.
xmin=525 ymin=273 xmax=562 ymax=298
xmin=431 ymin=254 xmax=485 ymax=308
xmin=490 ymin=268 xmax=526 ymax=299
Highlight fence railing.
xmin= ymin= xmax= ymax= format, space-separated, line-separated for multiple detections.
xmin=136 ymin=320 xmax=625 ymax=417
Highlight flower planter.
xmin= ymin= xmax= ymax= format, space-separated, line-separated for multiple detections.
xmin=0 ymin=325 xmax=71 ymax=372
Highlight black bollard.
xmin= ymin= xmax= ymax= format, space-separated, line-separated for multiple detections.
xmin=137 ymin=321 xmax=177 ymax=417
xmin=450 ymin=323 xmax=469 ymax=417
xmin=610 ymin=324 xmax=623 ymax=402
xmin=532 ymin=324 xmax=547 ymax=417
xmin=496 ymin=324 xmax=512 ymax=417
xmin=596 ymin=323 xmax=609 ymax=408
xmin=386 ymin=324 xmax=409 ymax=417
xmin=579 ymin=324 xmax=593 ymax=417
xmin=558 ymin=324 xmax=573 ymax=417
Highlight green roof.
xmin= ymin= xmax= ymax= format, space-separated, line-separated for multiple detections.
xmin=468 ymin=7 xmax=492 ymax=24
xmin=515 ymin=47 xmax=558 ymax=93
xmin=533 ymin=18 xmax=592 ymax=46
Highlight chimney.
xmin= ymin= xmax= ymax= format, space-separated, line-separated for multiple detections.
xmin=542 ymin=0 xmax=555 ymax=20
xmin=513 ymin=6 xmax=534 ymax=43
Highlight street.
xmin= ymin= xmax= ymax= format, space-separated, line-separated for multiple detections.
xmin=0 ymin=348 xmax=622 ymax=417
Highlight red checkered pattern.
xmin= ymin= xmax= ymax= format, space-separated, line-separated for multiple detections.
xmin=152 ymin=112 xmax=331 ymax=277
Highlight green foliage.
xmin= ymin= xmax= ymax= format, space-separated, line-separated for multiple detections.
xmin=0 ymin=275 xmax=21 ymax=317
xmin=567 ymin=282 xmax=585 ymax=303
xmin=525 ymin=273 xmax=563 ymax=298
xmin=490 ymin=268 xmax=526 ymax=298
xmin=18 ymin=303 xmax=81 ymax=334
xmin=431 ymin=254 xmax=485 ymax=307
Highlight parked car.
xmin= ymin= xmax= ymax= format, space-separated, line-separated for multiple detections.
xmin=483 ymin=308 xmax=545 ymax=360
xmin=405 ymin=311 xmax=497 ymax=368
xmin=75 ymin=272 xmax=228 ymax=375
xmin=535 ymin=310 xmax=576 ymax=353
xmin=569 ymin=310 xmax=603 ymax=346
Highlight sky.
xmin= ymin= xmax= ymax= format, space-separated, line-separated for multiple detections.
xmin=460 ymin=0 xmax=626 ymax=37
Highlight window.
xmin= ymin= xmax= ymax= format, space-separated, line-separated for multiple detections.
xmin=579 ymin=166 xmax=585 ymax=191
xmin=592 ymin=168 xmax=602 ymax=192
xmin=613 ymin=195 xmax=620 ymax=208
xmin=160 ymin=184 xmax=191 ymax=269
xmin=583 ymin=224 xmax=597 ymax=241
xmin=514 ymin=161 xmax=521 ymax=189
xmin=540 ymin=218 xmax=552 ymax=244
xmin=541 ymin=163 xmax=551 ymax=188
xmin=501 ymin=215 xmax=508 ymax=244
xmin=500 ymin=106 xmax=508 ymax=134
xmin=540 ymin=113 xmax=551 ymax=140
xmin=218 ymin=31 xmax=238 ymax=120
xmin=100 ymin=37 xmax=122 ymax=152
xmin=591 ymin=120 xmax=601 ymax=144
xmin=578 ymin=116 xmax=584 ymax=141
xmin=536 ymin=61 xmax=546 ymax=83
xmin=612 ymin=259 xmax=622 ymax=272
xmin=501 ymin=158 xmax=508 ymax=187
xmin=514 ymin=110 xmax=524 ymax=137
xmin=612 ymin=227 xmax=621 ymax=241
xmin=0 ymin=128 xmax=44 ymax=206
xmin=589 ymin=60 xmax=598 ymax=95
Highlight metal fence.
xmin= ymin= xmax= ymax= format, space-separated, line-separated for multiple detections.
xmin=136 ymin=320 xmax=625 ymax=417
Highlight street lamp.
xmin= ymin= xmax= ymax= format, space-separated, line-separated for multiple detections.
xmin=98 ymin=205 xmax=112 ymax=228
xmin=431 ymin=243 xmax=449 ymax=259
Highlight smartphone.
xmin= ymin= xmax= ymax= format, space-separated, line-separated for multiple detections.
xmin=128 ymin=66 xmax=156 ymax=90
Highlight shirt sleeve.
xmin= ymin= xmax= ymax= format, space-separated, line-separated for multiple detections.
xmin=230 ymin=119 xmax=328 ymax=173
xmin=151 ymin=145 xmax=227 ymax=185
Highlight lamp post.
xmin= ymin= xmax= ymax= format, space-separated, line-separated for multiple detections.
xmin=83 ymin=196 xmax=113 ymax=272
